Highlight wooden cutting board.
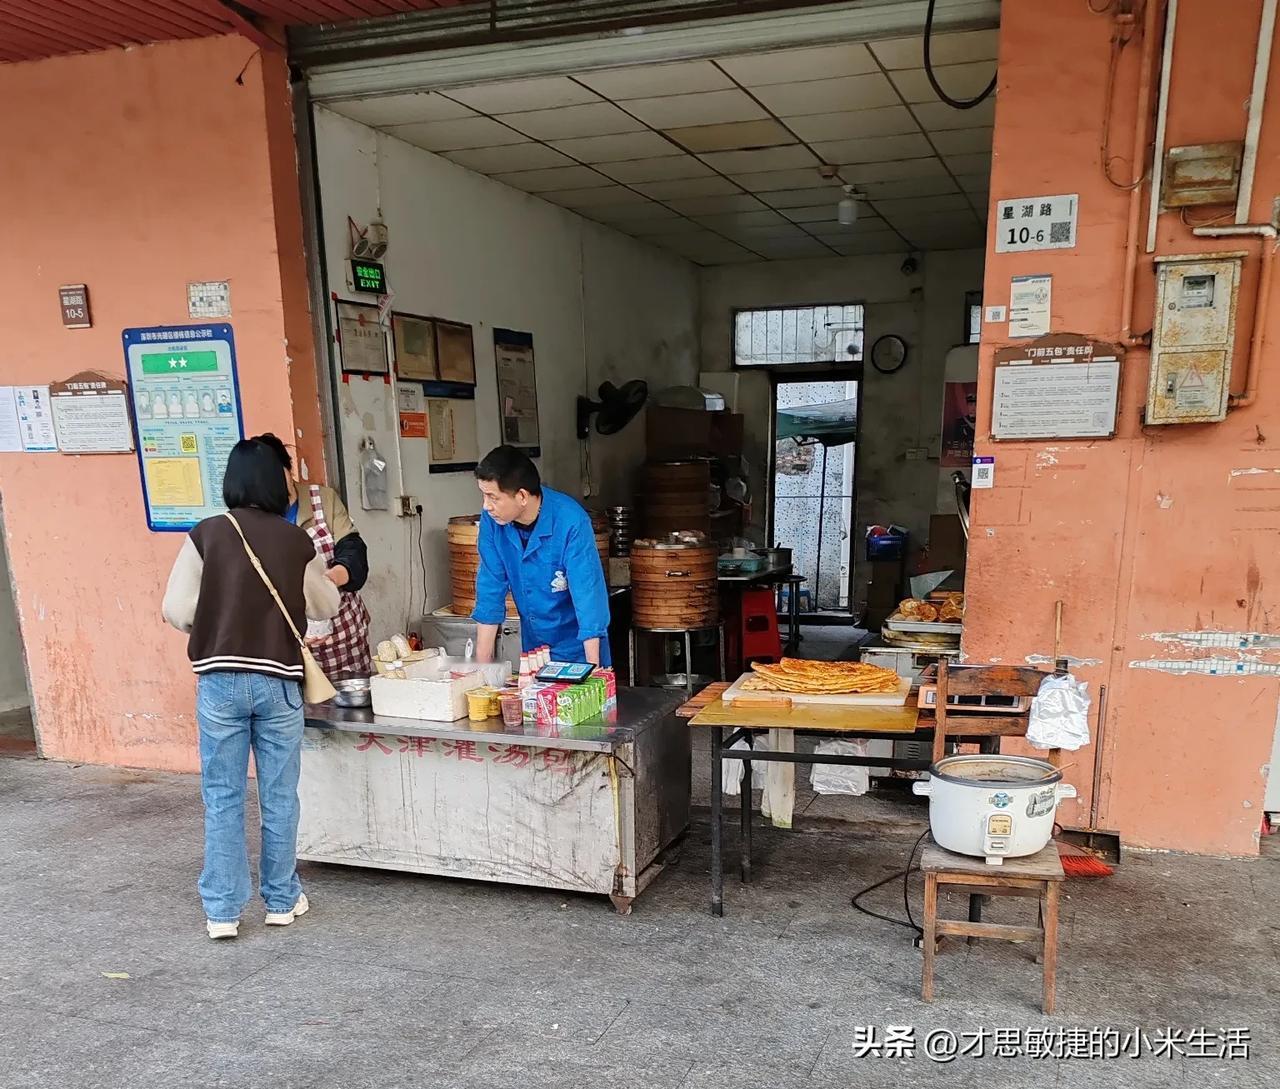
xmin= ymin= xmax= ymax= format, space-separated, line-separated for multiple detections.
xmin=721 ymin=672 xmax=911 ymax=708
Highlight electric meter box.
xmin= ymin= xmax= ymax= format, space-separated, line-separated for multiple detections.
xmin=1145 ymin=252 xmax=1246 ymax=425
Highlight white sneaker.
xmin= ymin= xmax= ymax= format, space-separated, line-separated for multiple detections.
xmin=207 ymin=919 xmax=239 ymax=940
xmin=265 ymin=893 xmax=309 ymax=927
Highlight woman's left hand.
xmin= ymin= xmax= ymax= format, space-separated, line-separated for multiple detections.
xmin=326 ymin=564 xmax=350 ymax=588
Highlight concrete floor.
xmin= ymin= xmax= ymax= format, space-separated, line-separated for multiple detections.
xmin=2 ymin=752 xmax=1276 ymax=1089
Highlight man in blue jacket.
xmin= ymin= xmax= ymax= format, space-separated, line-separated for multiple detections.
xmin=471 ymin=445 xmax=612 ymax=666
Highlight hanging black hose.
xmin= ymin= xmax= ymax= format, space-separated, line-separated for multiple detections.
xmin=924 ymin=0 xmax=998 ymax=110
xmin=850 ymin=829 xmax=931 ymax=936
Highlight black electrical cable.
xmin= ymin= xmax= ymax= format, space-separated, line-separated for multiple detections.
xmin=417 ymin=512 xmax=429 ymax=619
xmin=850 ymin=828 xmax=931 ymax=935
xmin=923 ymin=0 xmax=998 ymax=110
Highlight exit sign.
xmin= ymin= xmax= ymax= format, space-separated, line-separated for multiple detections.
xmin=350 ymin=259 xmax=387 ymax=294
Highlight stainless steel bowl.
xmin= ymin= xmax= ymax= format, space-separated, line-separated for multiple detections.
xmin=333 ymin=677 xmax=372 ymax=708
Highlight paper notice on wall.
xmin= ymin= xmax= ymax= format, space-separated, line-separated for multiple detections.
xmin=50 ymin=372 xmax=134 ymax=454
xmin=494 ymin=328 xmax=541 ymax=453
xmin=144 ymin=457 xmax=205 ymax=507
xmin=15 ymin=386 xmax=57 ymax=451
xmin=1009 ymin=275 xmax=1051 ymax=338
xmin=428 ymin=398 xmax=457 ymax=462
xmin=397 ymin=382 xmax=427 ymax=439
xmin=427 ymin=396 xmax=479 ymax=471
xmin=0 ymin=388 xmax=21 ymax=452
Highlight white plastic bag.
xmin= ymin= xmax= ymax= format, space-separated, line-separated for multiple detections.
xmin=1026 ymin=674 xmax=1092 ymax=751
xmin=720 ymin=737 xmax=768 ymax=796
xmin=810 ymin=739 xmax=870 ymax=796
xmin=360 ymin=438 xmax=390 ymax=511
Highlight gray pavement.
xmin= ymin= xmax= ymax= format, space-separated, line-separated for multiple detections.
xmin=1 ymin=752 xmax=1276 ymax=1089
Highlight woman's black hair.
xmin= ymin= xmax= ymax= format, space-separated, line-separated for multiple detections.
xmin=223 ymin=439 xmax=289 ymax=516
xmin=252 ymin=432 xmax=293 ymax=472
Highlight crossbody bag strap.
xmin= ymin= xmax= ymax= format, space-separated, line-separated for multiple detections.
xmin=224 ymin=513 xmax=305 ymax=650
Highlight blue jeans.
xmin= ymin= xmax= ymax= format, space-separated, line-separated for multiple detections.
xmin=196 ymin=671 xmax=305 ymax=922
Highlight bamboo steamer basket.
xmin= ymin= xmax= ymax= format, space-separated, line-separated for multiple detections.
xmin=630 ymin=534 xmax=719 ymax=628
xmin=639 ymin=461 xmax=712 ymax=536
xmin=447 ymin=514 xmax=609 ymax=618
xmin=447 ymin=516 xmax=518 ymax=619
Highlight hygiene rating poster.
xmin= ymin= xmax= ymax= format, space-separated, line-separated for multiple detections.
xmin=493 ymin=328 xmax=540 ymax=457
xmin=122 ymin=323 xmax=244 ymax=532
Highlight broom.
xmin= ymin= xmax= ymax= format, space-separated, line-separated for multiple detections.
xmin=1047 ymin=601 xmax=1115 ymax=879
xmin=1054 ymin=703 xmax=1115 ymax=879
xmin=1058 ymin=836 xmax=1114 ymax=878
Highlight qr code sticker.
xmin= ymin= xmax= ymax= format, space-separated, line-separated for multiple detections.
xmin=1049 ymin=221 xmax=1072 ymax=244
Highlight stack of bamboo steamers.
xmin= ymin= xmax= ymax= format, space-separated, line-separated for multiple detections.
xmin=447 ymin=514 xmax=609 ymax=619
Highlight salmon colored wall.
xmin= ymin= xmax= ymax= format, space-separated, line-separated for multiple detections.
xmin=0 ymin=37 xmax=319 ymax=772
xmin=973 ymin=0 xmax=1280 ymax=854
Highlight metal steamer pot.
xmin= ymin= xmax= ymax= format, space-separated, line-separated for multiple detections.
xmin=913 ymin=755 xmax=1077 ymax=865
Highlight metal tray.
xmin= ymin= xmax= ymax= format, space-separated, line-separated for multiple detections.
xmin=885 ymin=614 xmax=964 ymax=635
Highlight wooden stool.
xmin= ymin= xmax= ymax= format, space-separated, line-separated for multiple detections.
xmin=920 ymin=840 xmax=1065 ymax=1013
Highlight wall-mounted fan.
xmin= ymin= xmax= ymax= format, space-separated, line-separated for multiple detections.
xmin=577 ymin=380 xmax=648 ymax=439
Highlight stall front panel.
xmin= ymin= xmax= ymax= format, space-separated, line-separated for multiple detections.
xmin=298 ymin=689 xmax=686 ymax=911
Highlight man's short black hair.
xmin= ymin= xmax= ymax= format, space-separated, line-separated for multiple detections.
xmin=253 ymin=432 xmax=293 ymax=472
xmin=223 ymin=439 xmax=290 ymax=516
xmin=475 ymin=445 xmax=541 ymax=496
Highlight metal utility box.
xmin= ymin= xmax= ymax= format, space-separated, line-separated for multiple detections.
xmin=1160 ymin=143 xmax=1243 ymax=208
xmin=1145 ymin=252 xmax=1245 ymax=425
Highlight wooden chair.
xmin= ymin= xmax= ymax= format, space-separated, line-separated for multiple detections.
xmin=921 ymin=841 xmax=1065 ymax=1013
xmin=931 ymin=662 xmax=1048 ymax=764
xmin=923 ymin=661 xmax=1066 ymax=1013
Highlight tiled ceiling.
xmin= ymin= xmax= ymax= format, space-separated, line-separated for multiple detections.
xmin=326 ymin=29 xmax=995 ymax=266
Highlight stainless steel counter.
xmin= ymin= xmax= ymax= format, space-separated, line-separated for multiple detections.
xmin=298 ymin=687 xmax=688 ymax=913
xmin=304 ymin=686 xmax=678 ymax=754
xmin=716 ymin=562 xmax=793 ymax=586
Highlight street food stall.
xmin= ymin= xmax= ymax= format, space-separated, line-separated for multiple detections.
xmin=299 ymin=679 xmax=687 ymax=915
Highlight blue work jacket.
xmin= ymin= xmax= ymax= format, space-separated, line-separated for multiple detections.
xmin=472 ymin=487 xmax=612 ymax=665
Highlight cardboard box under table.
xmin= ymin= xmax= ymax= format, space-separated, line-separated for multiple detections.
xmin=300 ymin=688 xmax=687 ymax=914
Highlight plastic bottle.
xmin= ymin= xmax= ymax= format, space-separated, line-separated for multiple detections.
xmin=518 ymin=652 xmax=532 ymax=690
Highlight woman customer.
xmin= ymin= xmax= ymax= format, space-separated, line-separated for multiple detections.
xmin=254 ymin=433 xmax=372 ymax=680
xmin=163 ymin=438 xmax=341 ymax=940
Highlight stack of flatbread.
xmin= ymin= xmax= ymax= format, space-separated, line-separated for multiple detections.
xmin=740 ymin=657 xmax=900 ymax=695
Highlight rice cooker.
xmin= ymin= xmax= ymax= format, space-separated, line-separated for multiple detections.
xmin=913 ymin=754 xmax=1077 ymax=865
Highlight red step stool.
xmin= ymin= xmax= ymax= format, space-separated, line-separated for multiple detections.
xmin=737 ymin=587 xmax=782 ymax=664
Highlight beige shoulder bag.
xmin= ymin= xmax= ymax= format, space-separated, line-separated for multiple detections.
xmin=224 ymin=513 xmax=338 ymax=705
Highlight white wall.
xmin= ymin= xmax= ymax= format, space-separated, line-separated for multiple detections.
xmin=313 ymin=108 xmax=699 ymax=642
xmin=0 ymin=501 xmax=30 ymax=713
xmin=698 ymin=247 xmax=984 ymax=605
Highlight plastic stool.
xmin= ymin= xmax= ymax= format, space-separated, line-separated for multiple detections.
xmin=739 ymin=588 xmax=782 ymax=663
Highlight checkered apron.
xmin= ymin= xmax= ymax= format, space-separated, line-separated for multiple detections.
xmin=304 ymin=484 xmax=372 ymax=680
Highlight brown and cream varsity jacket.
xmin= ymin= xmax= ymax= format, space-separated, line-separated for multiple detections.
xmin=162 ymin=508 xmax=341 ymax=680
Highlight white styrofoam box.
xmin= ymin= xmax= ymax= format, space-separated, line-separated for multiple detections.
xmin=439 ymin=659 xmax=512 ymax=688
xmin=370 ymin=671 xmax=485 ymax=721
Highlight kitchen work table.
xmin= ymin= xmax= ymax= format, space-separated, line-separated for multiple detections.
xmin=681 ymin=682 xmax=1039 ymax=916
xmin=300 ymin=687 xmax=688 ymax=914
